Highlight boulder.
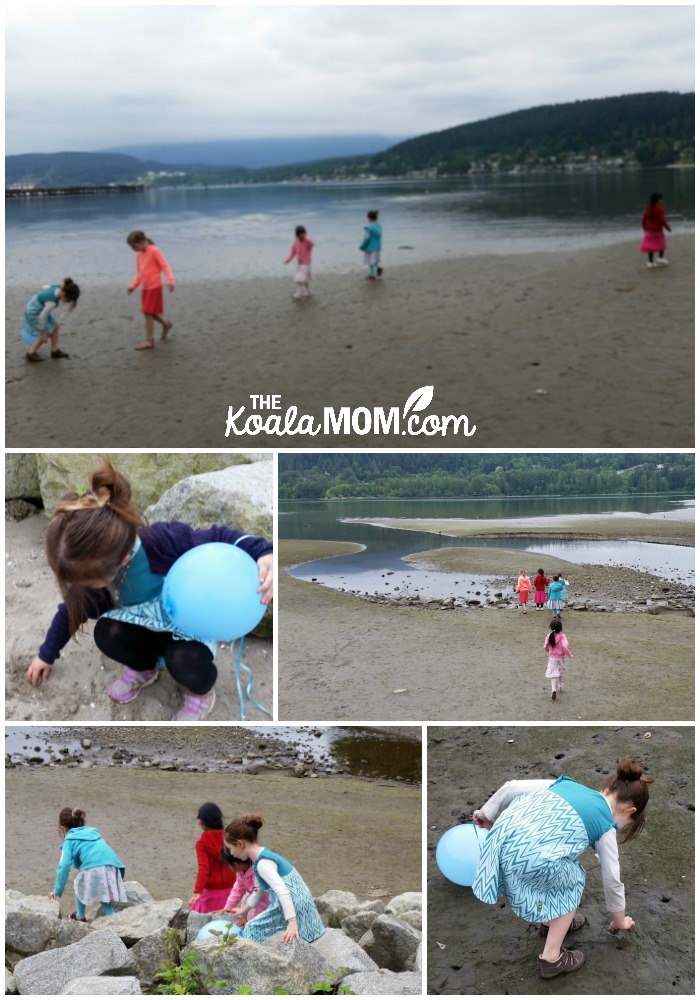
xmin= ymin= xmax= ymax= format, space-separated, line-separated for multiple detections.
xmin=398 ymin=909 xmax=422 ymax=932
xmin=385 ymin=892 xmax=422 ymax=918
xmin=314 ymin=889 xmax=360 ymax=926
xmin=312 ymin=928 xmax=379 ymax=975
xmin=61 ymin=976 xmax=142 ymax=994
xmin=4 ymin=891 xmax=61 ymax=955
xmin=359 ymin=914 xmax=421 ymax=972
xmin=342 ymin=969 xmax=423 ymax=994
xmin=117 ymin=881 xmax=155 ymax=910
xmin=5 ymin=970 xmax=18 ymax=995
xmin=14 ymin=929 xmax=137 ymax=996
xmin=414 ymin=944 xmax=422 ymax=976
xmin=5 ymin=455 xmax=41 ymax=501
xmin=263 ymin=931 xmax=333 ymax=986
xmin=331 ymin=898 xmax=384 ymax=928
xmin=90 ymin=899 xmax=183 ymax=945
xmin=191 ymin=935 xmax=312 ymax=995
xmin=129 ymin=929 xmax=181 ymax=989
xmin=340 ymin=910 xmax=381 ymax=942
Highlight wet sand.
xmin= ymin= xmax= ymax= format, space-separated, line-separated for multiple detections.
xmin=427 ymin=726 xmax=694 ymax=995
xmin=6 ymin=235 xmax=694 ymax=448
xmin=278 ymin=540 xmax=694 ymax=722
xmin=5 ymin=743 xmax=421 ymax=908
xmin=5 ymin=514 xmax=272 ymax=723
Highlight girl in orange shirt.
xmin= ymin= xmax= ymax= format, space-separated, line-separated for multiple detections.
xmin=127 ymin=230 xmax=175 ymax=350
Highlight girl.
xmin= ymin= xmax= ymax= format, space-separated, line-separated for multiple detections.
xmin=25 ymin=457 xmax=273 ymax=722
xmin=224 ymin=814 xmax=324 ymax=944
xmin=359 ymin=209 xmax=382 ymax=279
xmin=472 ymin=757 xmax=653 ymax=980
xmin=640 ymin=192 xmax=672 ymax=268
xmin=533 ymin=569 xmax=550 ymax=610
xmin=546 ymin=574 xmax=569 ymax=617
xmin=220 ymin=848 xmax=270 ymax=927
xmin=49 ymin=807 xmax=126 ymax=922
xmin=544 ymin=618 xmax=573 ymax=700
xmin=126 ymin=230 xmax=175 ymax=349
xmin=23 ymin=278 xmax=80 ymax=362
xmin=284 ymin=226 xmax=315 ymax=300
xmin=515 ymin=569 xmax=533 ymax=614
xmin=189 ymin=803 xmax=235 ymax=913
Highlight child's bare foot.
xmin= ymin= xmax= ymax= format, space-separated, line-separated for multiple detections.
xmin=135 ymin=341 xmax=154 ymax=350
xmin=160 ymin=321 xmax=173 ymax=341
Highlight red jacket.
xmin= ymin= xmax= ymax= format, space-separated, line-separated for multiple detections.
xmin=534 ymin=574 xmax=550 ymax=591
xmin=194 ymin=829 xmax=235 ymax=894
xmin=642 ymin=204 xmax=671 ymax=233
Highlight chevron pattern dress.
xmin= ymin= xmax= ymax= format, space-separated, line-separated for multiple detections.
xmin=241 ymin=866 xmax=324 ymax=943
xmin=472 ymin=789 xmax=589 ymax=922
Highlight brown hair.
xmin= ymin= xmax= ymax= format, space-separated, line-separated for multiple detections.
xmin=45 ymin=456 xmax=145 ymax=636
xmin=59 ymin=806 xmax=86 ymax=831
xmin=126 ymin=230 xmax=154 ymax=248
xmin=61 ymin=278 xmax=80 ymax=308
xmin=367 ymin=210 xmax=379 ymax=221
xmin=601 ymin=756 xmax=654 ymax=843
xmin=224 ymin=813 xmax=264 ymax=844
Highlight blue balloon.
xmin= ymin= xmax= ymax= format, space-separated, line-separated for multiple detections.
xmin=21 ymin=313 xmax=57 ymax=345
xmin=436 ymin=823 xmax=488 ymax=886
xmin=162 ymin=542 xmax=266 ymax=642
xmin=196 ymin=919 xmax=241 ymax=940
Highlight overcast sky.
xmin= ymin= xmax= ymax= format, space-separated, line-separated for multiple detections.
xmin=6 ymin=4 xmax=695 ymax=155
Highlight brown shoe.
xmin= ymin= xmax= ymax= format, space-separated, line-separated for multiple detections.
xmin=537 ymin=948 xmax=585 ymax=979
xmin=539 ymin=911 xmax=587 ymax=937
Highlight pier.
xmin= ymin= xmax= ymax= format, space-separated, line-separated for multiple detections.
xmin=6 ymin=184 xmax=145 ymax=198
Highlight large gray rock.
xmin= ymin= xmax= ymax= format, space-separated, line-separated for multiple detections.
xmin=61 ymin=976 xmax=142 ymax=994
xmin=359 ymin=914 xmax=421 ymax=973
xmin=385 ymin=891 xmax=422 ymax=918
xmin=342 ymin=969 xmax=422 ymax=994
xmin=332 ymin=898 xmax=384 ymax=928
xmin=263 ymin=931 xmax=333 ymax=987
xmin=340 ymin=909 xmax=381 ymax=942
xmin=5 ymin=455 xmax=41 ymax=501
xmin=5 ymin=970 xmax=18 ymax=995
xmin=14 ymin=929 xmax=137 ymax=995
xmin=90 ymin=898 xmax=183 ymax=945
xmin=35 ymin=454 xmax=266 ymax=515
xmin=191 ymin=936 xmax=312 ymax=995
xmin=117 ymin=881 xmax=155 ymax=910
xmin=314 ymin=889 xmax=360 ymax=927
xmin=4 ymin=891 xmax=60 ymax=955
xmin=312 ymin=928 xmax=379 ymax=975
xmin=129 ymin=929 xmax=180 ymax=989
xmin=399 ymin=909 xmax=422 ymax=932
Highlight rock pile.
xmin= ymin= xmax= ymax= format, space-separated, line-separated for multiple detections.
xmin=5 ymin=884 xmax=422 ymax=995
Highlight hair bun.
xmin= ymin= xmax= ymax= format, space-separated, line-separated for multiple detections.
xmin=616 ymin=756 xmax=645 ymax=781
xmin=242 ymin=813 xmax=264 ymax=830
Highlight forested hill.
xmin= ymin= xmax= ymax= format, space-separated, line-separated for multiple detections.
xmin=369 ymin=92 xmax=695 ymax=174
xmin=279 ymin=454 xmax=695 ymax=500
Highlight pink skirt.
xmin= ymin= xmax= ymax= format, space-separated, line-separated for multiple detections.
xmin=640 ymin=231 xmax=666 ymax=253
xmin=545 ymin=655 xmax=566 ymax=679
xmin=534 ymin=589 xmax=547 ymax=604
xmin=141 ymin=285 xmax=164 ymax=314
xmin=518 ymin=591 xmax=529 ymax=604
xmin=191 ymin=888 xmax=233 ymax=913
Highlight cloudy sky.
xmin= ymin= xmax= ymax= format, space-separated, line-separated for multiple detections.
xmin=6 ymin=4 xmax=695 ymax=155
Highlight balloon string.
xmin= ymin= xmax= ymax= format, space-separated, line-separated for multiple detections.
xmin=230 ymin=638 xmax=272 ymax=721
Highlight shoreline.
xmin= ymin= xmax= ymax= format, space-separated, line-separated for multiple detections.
xmin=6 ymin=234 xmax=694 ymax=448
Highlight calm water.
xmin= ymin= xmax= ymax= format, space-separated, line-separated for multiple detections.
xmin=6 ymin=169 xmax=694 ymax=287
xmin=281 ymin=495 xmax=695 ymax=597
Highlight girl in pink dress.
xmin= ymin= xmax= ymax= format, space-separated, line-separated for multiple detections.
xmin=544 ymin=618 xmax=574 ymax=701
xmin=639 ymin=193 xmax=672 ymax=268
xmin=219 ymin=850 xmax=270 ymax=927
xmin=284 ymin=226 xmax=315 ymax=300
xmin=516 ymin=570 xmax=533 ymax=614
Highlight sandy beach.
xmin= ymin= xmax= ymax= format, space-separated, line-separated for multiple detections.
xmin=427 ymin=726 xmax=694 ymax=995
xmin=5 ymin=514 xmax=273 ymax=723
xmin=278 ymin=538 xmax=694 ymax=722
xmin=6 ymin=234 xmax=693 ymax=448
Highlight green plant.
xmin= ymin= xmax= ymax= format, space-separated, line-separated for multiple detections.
xmin=150 ymin=925 xmax=238 ymax=995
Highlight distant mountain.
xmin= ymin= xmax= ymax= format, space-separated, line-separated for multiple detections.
xmin=100 ymin=136 xmax=404 ymax=169
xmin=5 ymin=151 xmax=177 ymax=187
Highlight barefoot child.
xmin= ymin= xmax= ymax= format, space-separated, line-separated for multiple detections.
xmin=544 ymin=618 xmax=573 ymax=700
xmin=26 ymin=457 xmax=273 ymax=722
xmin=359 ymin=209 xmax=382 ymax=279
xmin=472 ymin=757 xmax=653 ymax=980
xmin=23 ymin=278 xmax=80 ymax=362
xmin=224 ymin=814 xmax=324 ymax=944
xmin=49 ymin=807 xmax=126 ymax=921
xmin=284 ymin=226 xmax=315 ymax=300
xmin=189 ymin=803 xmax=235 ymax=913
xmin=126 ymin=230 xmax=174 ymax=349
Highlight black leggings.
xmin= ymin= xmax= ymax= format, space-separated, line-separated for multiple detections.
xmin=94 ymin=618 xmax=217 ymax=695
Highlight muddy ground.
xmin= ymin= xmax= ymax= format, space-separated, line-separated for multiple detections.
xmin=5 ymin=726 xmax=421 ymax=911
xmin=427 ymin=726 xmax=694 ymax=995
xmin=5 ymin=513 xmax=272 ymax=722
xmin=278 ymin=541 xmax=694 ymax=722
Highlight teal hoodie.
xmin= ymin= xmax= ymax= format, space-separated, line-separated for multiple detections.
xmin=53 ymin=827 xmax=125 ymax=897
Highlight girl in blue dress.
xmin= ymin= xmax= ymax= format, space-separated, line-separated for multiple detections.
xmin=48 ymin=806 xmax=126 ymax=921
xmin=23 ymin=278 xmax=80 ymax=362
xmin=224 ymin=814 xmax=324 ymax=944
xmin=471 ymin=757 xmax=653 ymax=980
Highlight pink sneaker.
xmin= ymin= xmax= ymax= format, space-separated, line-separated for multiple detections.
xmin=172 ymin=689 xmax=216 ymax=722
xmin=108 ymin=667 xmax=159 ymax=703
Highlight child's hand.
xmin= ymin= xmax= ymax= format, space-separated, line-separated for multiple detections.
xmin=188 ymin=893 xmax=201 ymax=908
xmin=27 ymin=657 xmax=52 ymax=686
xmin=257 ymin=553 xmax=273 ymax=605
xmin=609 ymin=914 xmax=635 ymax=932
xmin=48 ymin=892 xmax=59 ymax=901
xmin=127 ymin=287 xmax=134 ymax=295
xmin=167 ymin=284 xmax=175 ymax=292
xmin=281 ymin=919 xmax=300 ymax=944
xmin=231 ymin=906 xmax=248 ymax=918
xmin=472 ymin=810 xmax=493 ymax=830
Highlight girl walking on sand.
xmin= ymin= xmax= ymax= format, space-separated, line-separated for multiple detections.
xmin=284 ymin=226 xmax=315 ymax=300
xmin=48 ymin=807 xmax=126 ymax=921
xmin=25 ymin=456 xmax=273 ymax=722
xmin=516 ymin=569 xmax=533 ymax=614
xmin=546 ymin=574 xmax=569 ymax=617
xmin=640 ymin=192 xmax=672 ymax=268
xmin=472 ymin=757 xmax=653 ymax=980
xmin=189 ymin=803 xmax=235 ymax=913
xmin=23 ymin=278 xmax=80 ymax=362
xmin=544 ymin=618 xmax=573 ymax=700
xmin=533 ymin=569 xmax=550 ymax=609
xmin=126 ymin=230 xmax=174 ymax=349
xmin=359 ymin=209 xmax=383 ymax=279
xmin=224 ymin=814 xmax=324 ymax=944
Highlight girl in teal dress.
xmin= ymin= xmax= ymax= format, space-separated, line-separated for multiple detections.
xmin=23 ymin=278 xmax=80 ymax=361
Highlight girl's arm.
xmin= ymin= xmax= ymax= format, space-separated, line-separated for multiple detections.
xmin=561 ymin=635 xmax=573 ymax=658
xmin=28 ymin=590 xmax=114 ymax=685
xmin=255 ymin=858 xmax=298 ymax=943
xmin=191 ymin=840 xmax=211 ymax=904
xmin=594 ymin=828 xmax=630 ymax=927
xmin=52 ymin=844 xmax=74 ymax=897
xmin=284 ymin=243 xmax=297 ymax=264
xmin=147 ymin=522 xmax=273 ymax=567
xmin=473 ymin=778 xmax=555 ymax=825
xmin=153 ymin=247 xmax=175 ymax=289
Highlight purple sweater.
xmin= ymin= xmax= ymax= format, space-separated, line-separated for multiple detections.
xmin=38 ymin=521 xmax=273 ymax=665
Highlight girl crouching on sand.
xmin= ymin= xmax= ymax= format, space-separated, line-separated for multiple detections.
xmin=544 ymin=618 xmax=573 ymax=700
xmin=472 ymin=757 xmax=653 ymax=980
xmin=49 ymin=807 xmax=126 ymax=921
xmin=224 ymin=814 xmax=324 ymax=944
xmin=23 ymin=278 xmax=80 ymax=362
xmin=26 ymin=456 xmax=273 ymax=722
